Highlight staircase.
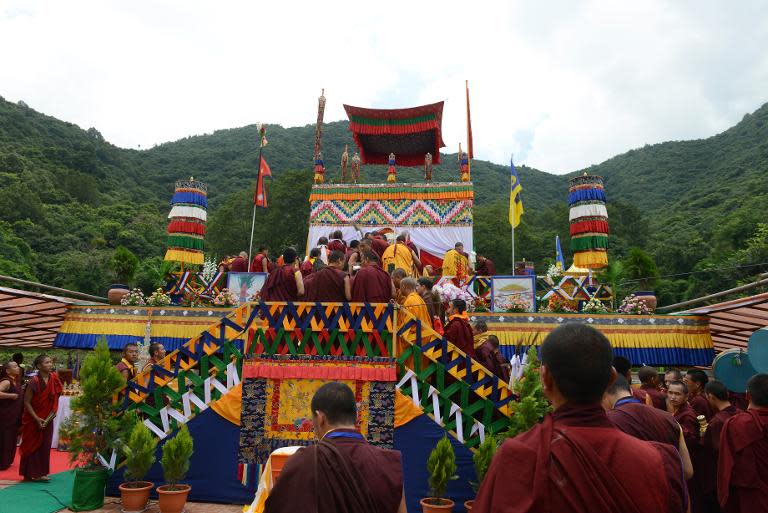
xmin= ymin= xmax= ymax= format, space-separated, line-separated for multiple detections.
xmin=120 ymin=301 xmax=515 ymax=449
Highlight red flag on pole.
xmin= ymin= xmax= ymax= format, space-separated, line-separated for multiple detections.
xmin=254 ymin=157 xmax=271 ymax=207
xmin=466 ymin=80 xmax=474 ymax=160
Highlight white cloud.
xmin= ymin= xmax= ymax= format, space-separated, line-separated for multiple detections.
xmin=1 ymin=0 xmax=766 ymax=173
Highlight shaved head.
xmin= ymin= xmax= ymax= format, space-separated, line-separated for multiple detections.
xmin=638 ymin=366 xmax=659 ymax=385
xmin=747 ymin=373 xmax=768 ymax=407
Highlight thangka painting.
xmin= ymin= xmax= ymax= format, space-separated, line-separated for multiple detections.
xmin=238 ymin=356 xmax=397 ymax=467
xmin=227 ymin=272 xmax=268 ymax=304
xmin=491 ymin=275 xmax=536 ymax=313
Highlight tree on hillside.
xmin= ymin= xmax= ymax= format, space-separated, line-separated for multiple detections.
xmin=621 ymin=248 xmax=660 ymax=291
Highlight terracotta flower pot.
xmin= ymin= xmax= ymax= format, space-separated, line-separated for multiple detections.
xmin=634 ymin=291 xmax=657 ymax=312
xmin=119 ymin=481 xmax=153 ymax=513
xmin=464 ymin=499 xmax=474 ymax=512
xmin=421 ymin=497 xmax=455 ymax=513
xmin=157 ymin=484 xmax=191 ymax=513
xmin=108 ymin=284 xmax=130 ymax=305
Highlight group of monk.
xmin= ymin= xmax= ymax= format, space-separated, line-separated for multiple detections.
xmin=262 ymin=323 xmax=768 ymax=513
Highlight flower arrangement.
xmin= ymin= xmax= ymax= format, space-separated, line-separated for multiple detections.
xmin=494 ymin=294 xmax=532 ymax=313
xmin=201 ymin=258 xmax=218 ymax=283
xmin=541 ymin=294 xmax=576 ymax=313
xmin=617 ymin=294 xmax=651 ymax=315
xmin=582 ymin=297 xmax=610 ymax=314
xmin=181 ymin=290 xmax=208 ymax=308
xmin=434 ymin=283 xmax=474 ymax=311
xmin=213 ymin=288 xmax=240 ymax=307
xmin=546 ymin=264 xmax=563 ymax=284
xmin=121 ymin=288 xmax=146 ymax=306
xmin=472 ymin=297 xmax=490 ymax=312
xmin=146 ymin=288 xmax=172 ymax=307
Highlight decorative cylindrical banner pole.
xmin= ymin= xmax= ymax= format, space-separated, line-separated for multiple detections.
xmin=164 ymin=178 xmax=207 ymax=266
xmin=569 ymin=173 xmax=609 ymax=269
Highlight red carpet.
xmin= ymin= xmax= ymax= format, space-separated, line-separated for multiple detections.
xmin=0 ymin=449 xmax=74 ymax=481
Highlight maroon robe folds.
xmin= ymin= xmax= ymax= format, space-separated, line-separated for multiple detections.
xmin=632 ymin=384 xmax=667 ymax=410
xmin=475 ymin=341 xmax=510 ymax=383
xmin=351 ymin=264 xmax=392 ymax=303
xmin=370 ymin=237 xmax=389 ymax=258
xmin=699 ymin=405 xmax=739 ymax=500
xmin=328 ymin=239 xmax=347 ymax=254
xmin=607 ymin=397 xmax=679 ymax=446
xmin=0 ymin=376 xmax=23 ymax=470
xmin=299 ymin=259 xmax=315 ymax=278
xmin=444 ymin=315 xmax=475 ymax=358
xmin=473 ymin=404 xmax=687 ymax=513
xmin=304 ymin=267 xmax=346 ymax=302
xmin=19 ymin=373 xmax=62 ymax=479
xmin=261 ymin=265 xmax=299 ymax=302
xmin=230 ymin=256 xmax=248 ymax=272
xmin=265 ymin=429 xmax=403 ymax=513
xmin=675 ymin=401 xmax=703 ymax=512
xmin=476 ymin=259 xmax=496 ymax=276
xmin=689 ymin=392 xmax=713 ymax=421
xmin=250 ymin=254 xmax=272 ymax=273
xmin=717 ymin=408 xmax=768 ymax=513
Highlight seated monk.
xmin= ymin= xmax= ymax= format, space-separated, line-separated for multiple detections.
xmin=399 ymin=278 xmax=432 ymax=330
xmin=718 ymin=373 xmax=768 ymax=513
xmin=443 ymin=299 xmax=475 ymax=358
xmin=265 ymin=382 xmax=406 ymax=513
xmin=382 ymin=234 xmax=417 ymax=276
xmin=230 ymin=251 xmax=249 ymax=272
xmin=632 ymin=366 xmax=667 ymax=410
xmin=473 ymin=324 xmax=687 ymax=513
xmin=442 ymin=242 xmax=470 ymax=276
xmin=304 ymin=251 xmax=350 ymax=302
xmin=260 ymin=247 xmax=304 ymax=301
xmin=351 ymin=251 xmax=395 ymax=303
xmin=603 ymin=375 xmax=693 ymax=479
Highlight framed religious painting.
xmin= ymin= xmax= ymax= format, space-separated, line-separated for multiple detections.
xmin=490 ymin=275 xmax=537 ymax=313
xmin=227 ymin=272 xmax=268 ymax=303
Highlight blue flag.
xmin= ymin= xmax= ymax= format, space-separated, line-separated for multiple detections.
xmin=556 ymin=235 xmax=565 ymax=270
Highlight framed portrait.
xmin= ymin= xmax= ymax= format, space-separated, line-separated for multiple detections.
xmin=490 ymin=275 xmax=537 ymax=313
xmin=227 ymin=272 xmax=268 ymax=303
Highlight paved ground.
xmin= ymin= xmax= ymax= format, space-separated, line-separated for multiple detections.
xmin=55 ymin=497 xmax=245 ymax=512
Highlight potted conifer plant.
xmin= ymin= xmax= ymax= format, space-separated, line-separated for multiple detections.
xmin=421 ymin=435 xmax=458 ymax=513
xmin=119 ymin=421 xmax=158 ymax=513
xmin=465 ymin=436 xmax=497 ymax=511
xmin=157 ymin=424 xmax=194 ymax=513
xmin=61 ymin=338 xmax=133 ymax=511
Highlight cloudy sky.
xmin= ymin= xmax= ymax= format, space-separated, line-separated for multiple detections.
xmin=1 ymin=1 xmax=767 ymax=173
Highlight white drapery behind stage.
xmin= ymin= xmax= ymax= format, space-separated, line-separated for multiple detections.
xmin=306 ymin=225 xmax=473 ymax=259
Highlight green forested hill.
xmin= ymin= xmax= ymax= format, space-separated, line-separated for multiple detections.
xmin=1 ymin=95 xmax=766 ymax=306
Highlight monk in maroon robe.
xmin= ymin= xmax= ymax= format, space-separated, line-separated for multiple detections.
xmin=473 ymin=324 xmax=687 ymax=513
xmin=265 ymin=382 xmax=405 ymax=513
xmin=327 ymin=230 xmax=347 ymax=254
xmin=0 ymin=362 xmax=23 ymax=470
xmin=668 ymin=380 xmax=703 ymax=512
xmin=443 ymin=299 xmax=475 ymax=358
xmin=250 ymin=247 xmax=272 ymax=273
xmin=718 ymin=373 xmax=768 ymax=513
xmin=304 ymin=251 xmax=350 ymax=302
xmin=686 ymin=369 xmax=713 ymax=420
xmin=475 ymin=335 xmax=510 ymax=383
xmin=229 ymin=251 xmax=249 ymax=272
xmin=365 ymin=233 xmax=389 ymax=259
xmin=19 ymin=355 xmax=62 ymax=481
xmin=350 ymin=251 xmax=395 ymax=303
xmin=475 ymin=255 xmax=496 ymax=276
xmin=604 ymin=374 xmax=693 ymax=479
xmin=699 ymin=380 xmax=740 ymax=511
xmin=261 ymin=248 xmax=304 ymax=302
xmin=629 ymin=365 xmax=667 ymax=409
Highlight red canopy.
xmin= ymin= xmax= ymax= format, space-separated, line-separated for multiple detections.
xmin=343 ymin=102 xmax=446 ymax=166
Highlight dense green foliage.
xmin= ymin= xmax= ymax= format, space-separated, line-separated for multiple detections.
xmin=1 ymin=94 xmax=767 ymax=306
xmin=426 ymin=435 xmax=458 ymax=502
xmin=496 ymin=347 xmax=551 ymax=442
xmin=471 ymin=436 xmax=497 ymax=493
xmin=123 ymin=420 xmax=158 ymax=483
xmin=160 ymin=424 xmax=194 ymax=487
xmin=61 ymin=338 xmax=132 ymax=469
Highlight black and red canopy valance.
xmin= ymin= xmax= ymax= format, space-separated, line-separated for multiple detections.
xmin=343 ymin=102 xmax=446 ymax=166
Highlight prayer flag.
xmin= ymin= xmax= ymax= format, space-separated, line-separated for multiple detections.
xmin=508 ymin=158 xmax=524 ymax=228
xmin=254 ymin=157 xmax=270 ymax=207
xmin=556 ymin=235 xmax=565 ymax=270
